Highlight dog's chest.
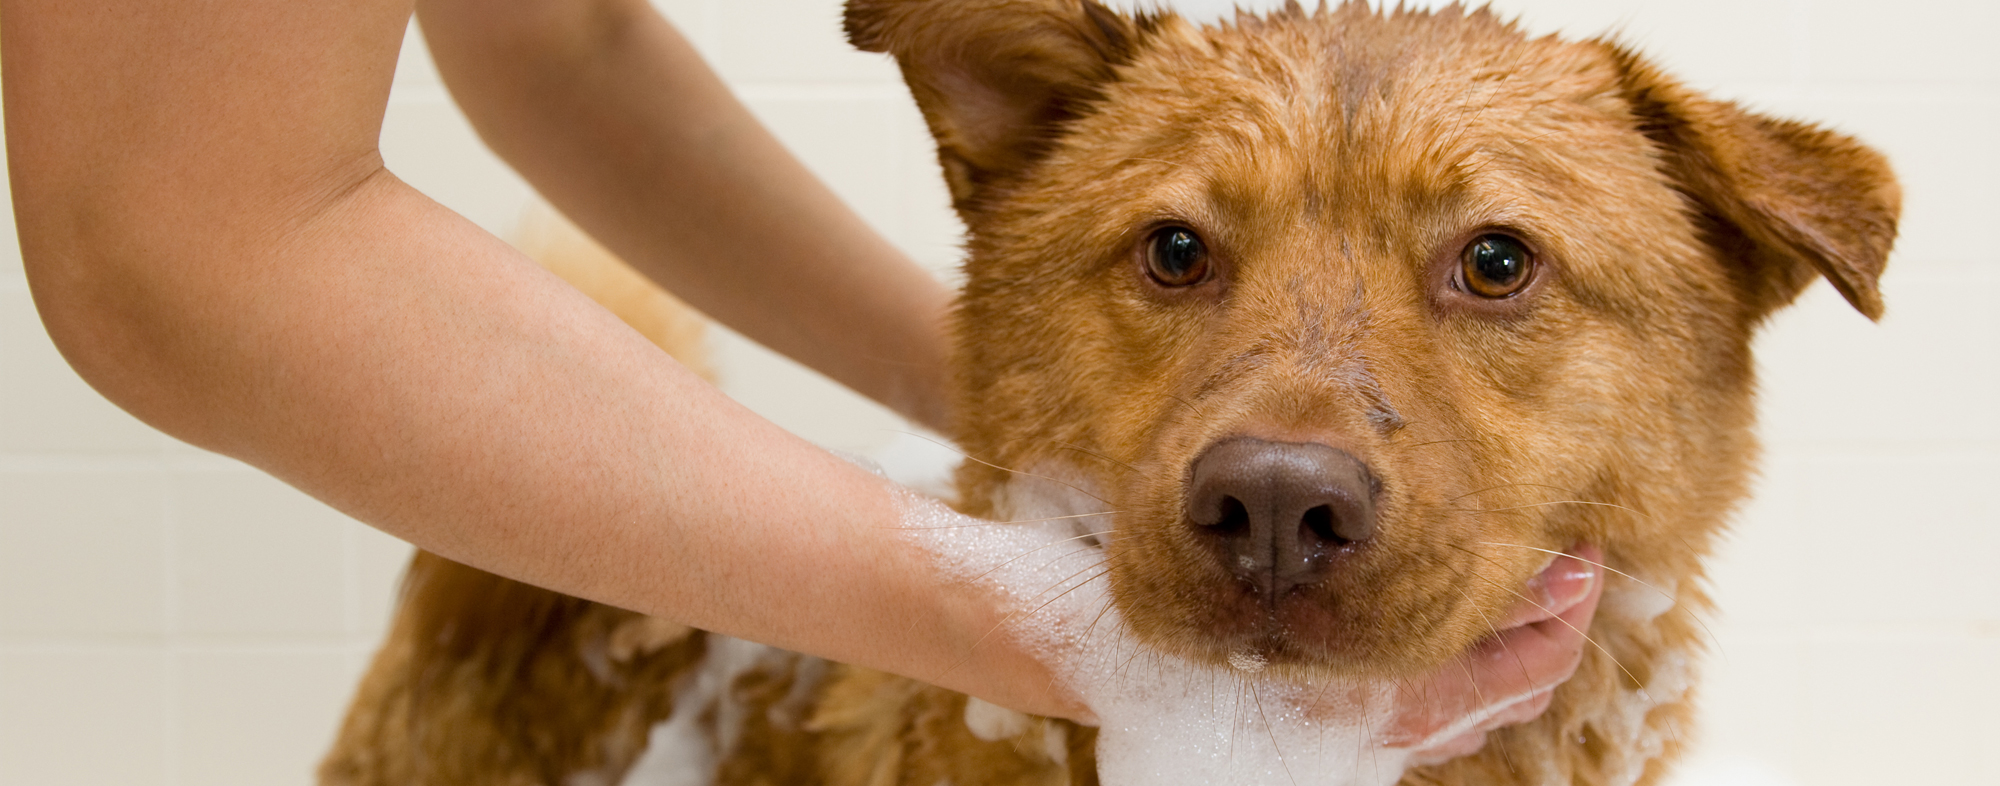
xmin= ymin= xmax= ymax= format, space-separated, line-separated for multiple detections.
xmin=615 ymin=635 xmax=824 ymax=786
xmin=945 ymin=472 xmax=1421 ymax=786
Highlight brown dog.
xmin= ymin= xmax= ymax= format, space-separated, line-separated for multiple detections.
xmin=321 ymin=2 xmax=1898 ymax=784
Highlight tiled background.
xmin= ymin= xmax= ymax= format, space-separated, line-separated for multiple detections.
xmin=1 ymin=1 xmax=1993 ymax=784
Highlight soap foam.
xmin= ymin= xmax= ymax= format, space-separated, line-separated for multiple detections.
xmin=899 ymin=471 xmax=1416 ymax=786
xmin=618 ymin=635 xmax=815 ymax=786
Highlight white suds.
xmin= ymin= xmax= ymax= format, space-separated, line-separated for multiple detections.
xmin=617 ymin=636 xmax=816 ymax=786
xmin=1602 ymin=573 xmax=1679 ymax=624
xmin=1597 ymin=649 xmax=1694 ymax=786
xmin=964 ymin=696 xmax=1034 ymax=742
xmin=1227 ymin=649 xmax=1268 ymax=674
xmin=899 ymin=470 xmax=1416 ymax=786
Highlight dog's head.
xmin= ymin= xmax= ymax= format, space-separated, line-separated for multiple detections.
xmin=851 ymin=1 xmax=1897 ymax=677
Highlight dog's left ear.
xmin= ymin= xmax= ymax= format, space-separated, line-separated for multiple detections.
xmin=1610 ymin=48 xmax=1900 ymax=320
xmin=846 ymin=0 xmax=1145 ymax=213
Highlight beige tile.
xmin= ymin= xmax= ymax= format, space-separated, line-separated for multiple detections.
xmin=1746 ymin=96 xmax=2000 ymax=266
xmin=708 ymin=324 xmax=906 ymax=455
xmin=175 ymin=649 xmax=358 ymax=786
xmin=712 ymin=0 xmax=901 ymax=84
xmin=886 ymin=95 xmax=966 ymax=281
xmin=0 ymin=649 xmax=168 ymax=786
xmin=378 ymin=100 xmax=536 ymax=238
xmin=652 ymin=0 xmax=711 ymax=47
xmin=0 ymin=291 xmax=169 ymax=454
xmin=162 ymin=432 xmax=230 ymax=459
xmin=0 ymin=142 xmax=19 ymax=288
xmin=1704 ymin=454 xmax=1804 ymax=626
xmin=1808 ymin=0 xmax=2000 ymax=84
xmin=349 ymin=522 xmax=415 ymax=638
xmin=741 ymin=96 xmax=909 ymax=244
xmin=1796 ymin=634 xmax=1996 ymax=785
xmin=1793 ymin=454 xmax=1999 ymax=626
xmin=392 ymin=19 xmax=440 ymax=90
xmin=1488 ymin=0 xmax=1794 ymax=86
xmin=1756 ymin=268 xmax=2000 ymax=447
xmin=172 ymin=470 xmax=350 ymax=636
xmin=0 ymin=471 xmax=169 ymax=636
xmin=1660 ymin=754 xmax=1802 ymax=786
xmin=1985 ymin=636 xmax=2000 ymax=786
xmin=1142 ymin=0 xmax=1796 ymax=85
xmin=1683 ymin=627 xmax=1805 ymax=777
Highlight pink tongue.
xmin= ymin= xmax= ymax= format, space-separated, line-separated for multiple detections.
xmin=1502 ymin=547 xmax=1600 ymax=629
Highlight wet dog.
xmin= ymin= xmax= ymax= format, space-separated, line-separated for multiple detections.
xmin=322 ymin=2 xmax=1897 ymax=784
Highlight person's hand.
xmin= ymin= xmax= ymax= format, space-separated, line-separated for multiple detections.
xmin=906 ymin=488 xmax=1605 ymax=776
xmin=1383 ymin=547 xmax=1604 ymax=765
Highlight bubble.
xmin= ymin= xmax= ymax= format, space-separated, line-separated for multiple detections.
xmin=1227 ymin=649 xmax=1268 ymax=674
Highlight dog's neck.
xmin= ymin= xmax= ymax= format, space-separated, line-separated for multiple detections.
xmin=932 ymin=464 xmax=1696 ymax=786
xmin=912 ymin=467 xmax=1433 ymax=785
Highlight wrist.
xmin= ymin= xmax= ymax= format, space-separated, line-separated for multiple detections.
xmin=879 ymin=488 xmax=1090 ymax=722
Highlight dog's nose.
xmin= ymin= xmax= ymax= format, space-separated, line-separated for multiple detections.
xmin=1186 ymin=437 xmax=1377 ymax=599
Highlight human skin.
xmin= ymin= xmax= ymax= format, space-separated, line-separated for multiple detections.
xmin=1 ymin=0 xmax=1596 ymax=744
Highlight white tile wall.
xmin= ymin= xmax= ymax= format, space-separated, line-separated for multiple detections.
xmin=172 ymin=470 xmax=353 ymax=637
xmin=2 ymin=2 xmax=1992 ymax=785
xmin=0 ymin=291 xmax=169 ymax=453
xmin=1808 ymin=0 xmax=2000 ymax=85
xmin=0 ymin=649 xmax=170 ymax=786
xmin=1752 ymin=97 xmax=2000 ymax=267
xmin=710 ymin=0 xmax=902 ymax=83
xmin=1483 ymin=0 xmax=1798 ymax=87
xmin=172 ymin=650 xmax=361 ymax=786
xmin=0 ymin=470 xmax=169 ymax=637
xmin=0 ymin=148 xmax=19 ymax=288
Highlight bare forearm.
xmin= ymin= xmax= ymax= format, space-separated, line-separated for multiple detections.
xmin=416 ymin=0 xmax=954 ymax=429
xmin=25 ymin=157 xmax=1064 ymax=714
xmin=5 ymin=0 xmax=1061 ymax=717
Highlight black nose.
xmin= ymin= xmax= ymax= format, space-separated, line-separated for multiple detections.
xmin=1186 ymin=437 xmax=1378 ymax=599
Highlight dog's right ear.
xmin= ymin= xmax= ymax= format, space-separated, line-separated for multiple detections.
xmin=846 ymin=0 xmax=1147 ymax=212
xmin=1609 ymin=47 xmax=1900 ymax=321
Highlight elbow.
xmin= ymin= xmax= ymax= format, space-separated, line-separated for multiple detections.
xmin=17 ymin=200 xmax=246 ymax=452
xmin=22 ymin=238 xmax=199 ymax=444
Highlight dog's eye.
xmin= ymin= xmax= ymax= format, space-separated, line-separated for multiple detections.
xmin=1459 ymin=234 xmax=1534 ymax=298
xmin=1145 ymin=226 xmax=1210 ymax=287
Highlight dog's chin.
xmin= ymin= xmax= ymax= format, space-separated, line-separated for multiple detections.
xmin=1113 ymin=575 xmax=1480 ymax=679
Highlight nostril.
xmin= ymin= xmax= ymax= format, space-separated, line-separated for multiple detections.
xmin=1301 ymin=504 xmax=1346 ymax=546
xmin=1209 ymin=496 xmax=1250 ymax=535
xmin=1185 ymin=436 xmax=1381 ymax=596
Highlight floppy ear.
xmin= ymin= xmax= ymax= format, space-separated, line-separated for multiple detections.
xmin=845 ymin=0 xmax=1148 ymax=213
xmin=1610 ymin=48 xmax=1900 ymax=320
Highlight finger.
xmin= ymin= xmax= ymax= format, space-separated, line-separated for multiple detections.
xmin=1403 ymin=687 xmax=1556 ymax=767
xmin=1382 ymin=545 xmax=1604 ymax=746
xmin=1462 ymin=545 xmax=1604 ymax=702
xmin=1492 ymin=545 xmax=1603 ymax=629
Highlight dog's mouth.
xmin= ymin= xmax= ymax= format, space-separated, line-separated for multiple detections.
xmin=1095 ymin=430 xmax=1557 ymax=677
xmin=1193 ymin=549 xmax=1596 ymax=677
xmin=1171 ymin=435 xmax=1386 ymax=666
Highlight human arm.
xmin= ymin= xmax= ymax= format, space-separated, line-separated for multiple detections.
xmin=2 ymin=0 xmax=1049 ymax=714
xmin=413 ymin=0 xmax=953 ymax=430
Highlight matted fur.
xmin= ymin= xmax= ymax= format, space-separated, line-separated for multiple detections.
xmin=323 ymin=3 xmax=1897 ymax=785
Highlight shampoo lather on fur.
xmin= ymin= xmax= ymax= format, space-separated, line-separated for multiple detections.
xmin=898 ymin=481 xmax=1420 ymax=786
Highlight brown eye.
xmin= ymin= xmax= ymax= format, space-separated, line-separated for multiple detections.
xmin=1459 ymin=234 xmax=1534 ymax=298
xmin=1145 ymin=226 xmax=1210 ymax=287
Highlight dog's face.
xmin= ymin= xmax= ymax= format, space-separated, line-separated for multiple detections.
xmin=852 ymin=1 xmax=1896 ymax=677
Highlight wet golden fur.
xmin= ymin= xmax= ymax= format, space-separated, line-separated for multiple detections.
xmin=322 ymin=2 xmax=1897 ymax=784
